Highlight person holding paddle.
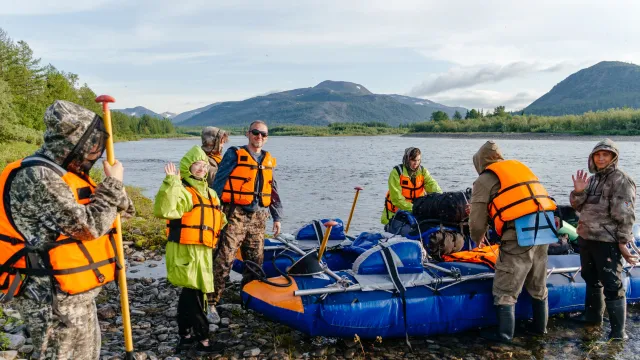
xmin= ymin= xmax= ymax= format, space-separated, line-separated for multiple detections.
xmin=0 ymin=101 xmax=134 ymax=359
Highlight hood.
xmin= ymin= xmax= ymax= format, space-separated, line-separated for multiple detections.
xmin=402 ymin=147 xmax=420 ymax=177
xmin=473 ymin=140 xmax=505 ymax=174
xmin=201 ymin=126 xmax=228 ymax=155
xmin=37 ymin=100 xmax=108 ymax=174
xmin=180 ymin=145 xmax=210 ymax=197
xmin=588 ymin=138 xmax=619 ymax=174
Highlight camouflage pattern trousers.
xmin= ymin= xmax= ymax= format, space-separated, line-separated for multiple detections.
xmin=493 ymin=240 xmax=549 ymax=305
xmin=12 ymin=286 xmax=102 ymax=360
xmin=210 ymin=205 xmax=269 ymax=303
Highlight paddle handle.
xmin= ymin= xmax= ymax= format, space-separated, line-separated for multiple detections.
xmin=318 ymin=220 xmax=338 ymax=261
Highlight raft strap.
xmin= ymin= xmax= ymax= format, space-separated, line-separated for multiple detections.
xmin=380 ymin=245 xmax=412 ymax=350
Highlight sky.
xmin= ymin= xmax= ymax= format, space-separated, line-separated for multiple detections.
xmin=1 ymin=0 xmax=639 ymax=114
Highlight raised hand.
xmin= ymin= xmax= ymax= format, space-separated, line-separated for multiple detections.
xmin=572 ymin=170 xmax=589 ymax=193
xmin=164 ymin=162 xmax=179 ymax=177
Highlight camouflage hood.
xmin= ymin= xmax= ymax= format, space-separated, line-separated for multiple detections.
xmin=37 ymin=100 xmax=108 ymax=174
xmin=473 ymin=140 xmax=505 ymax=174
xmin=201 ymin=126 xmax=228 ymax=155
xmin=588 ymin=138 xmax=619 ymax=174
xmin=180 ymin=145 xmax=210 ymax=197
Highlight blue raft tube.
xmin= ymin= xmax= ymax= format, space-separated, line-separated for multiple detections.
xmin=240 ymin=230 xmax=640 ymax=339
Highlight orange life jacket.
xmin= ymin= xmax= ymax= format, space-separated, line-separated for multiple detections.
xmin=484 ymin=160 xmax=556 ymax=236
xmin=222 ymin=147 xmax=276 ymax=207
xmin=385 ymin=165 xmax=425 ymax=214
xmin=441 ymin=245 xmax=500 ymax=269
xmin=0 ymin=157 xmax=119 ymax=300
xmin=166 ymin=181 xmax=223 ymax=248
xmin=209 ymin=154 xmax=222 ymax=165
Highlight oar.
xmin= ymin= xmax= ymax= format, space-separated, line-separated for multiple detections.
xmin=345 ymin=186 xmax=363 ymax=234
xmin=317 ymin=220 xmax=338 ymax=261
xmin=95 ymin=95 xmax=134 ymax=359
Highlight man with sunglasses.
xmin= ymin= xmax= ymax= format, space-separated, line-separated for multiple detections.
xmin=210 ymin=120 xmax=282 ymax=314
xmin=570 ymin=139 xmax=637 ymax=340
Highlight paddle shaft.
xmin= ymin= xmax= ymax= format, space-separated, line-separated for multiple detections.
xmin=98 ymin=98 xmax=135 ymax=357
xmin=345 ymin=187 xmax=362 ymax=234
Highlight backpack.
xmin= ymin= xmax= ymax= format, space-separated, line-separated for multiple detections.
xmin=412 ymin=188 xmax=471 ymax=224
xmin=426 ymin=228 xmax=465 ymax=262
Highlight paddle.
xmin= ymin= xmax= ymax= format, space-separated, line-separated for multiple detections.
xmin=345 ymin=186 xmax=363 ymax=234
xmin=95 ymin=95 xmax=135 ymax=359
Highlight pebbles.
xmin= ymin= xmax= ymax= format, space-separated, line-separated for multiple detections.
xmin=2 ymin=245 xmax=640 ymax=359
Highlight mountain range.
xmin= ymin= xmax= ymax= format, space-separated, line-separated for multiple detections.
xmin=118 ymin=61 xmax=640 ymax=125
xmin=180 ymin=81 xmax=467 ymax=127
xmin=524 ymin=61 xmax=640 ymax=115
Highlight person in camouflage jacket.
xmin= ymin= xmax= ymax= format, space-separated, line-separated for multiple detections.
xmin=570 ymin=138 xmax=638 ymax=340
xmin=6 ymin=100 xmax=134 ymax=359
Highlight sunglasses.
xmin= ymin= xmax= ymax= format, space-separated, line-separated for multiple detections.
xmin=249 ymin=129 xmax=268 ymax=137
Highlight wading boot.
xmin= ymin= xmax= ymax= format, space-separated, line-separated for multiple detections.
xmin=524 ymin=298 xmax=548 ymax=335
xmin=574 ymin=286 xmax=604 ymax=325
xmin=606 ymin=298 xmax=629 ymax=341
xmin=483 ymin=304 xmax=515 ymax=343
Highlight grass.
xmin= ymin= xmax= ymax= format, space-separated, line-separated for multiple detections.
xmin=120 ymin=185 xmax=166 ymax=250
xmin=0 ymin=141 xmax=39 ymax=172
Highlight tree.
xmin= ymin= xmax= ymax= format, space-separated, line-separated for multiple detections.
xmin=466 ymin=109 xmax=481 ymax=119
xmin=493 ymin=105 xmax=506 ymax=117
xmin=430 ymin=110 xmax=449 ymax=122
xmin=453 ymin=110 xmax=463 ymax=120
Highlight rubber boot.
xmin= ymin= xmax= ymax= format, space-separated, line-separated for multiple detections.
xmin=606 ymin=298 xmax=629 ymax=341
xmin=574 ymin=286 xmax=604 ymax=325
xmin=483 ymin=305 xmax=515 ymax=343
xmin=528 ymin=298 xmax=548 ymax=335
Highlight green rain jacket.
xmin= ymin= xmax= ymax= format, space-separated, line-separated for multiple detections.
xmin=381 ymin=165 xmax=442 ymax=224
xmin=153 ymin=145 xmax=227 ymax=293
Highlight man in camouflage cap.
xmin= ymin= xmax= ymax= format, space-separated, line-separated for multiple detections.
xmin=2 ymin=100 xmax=134 ymax=359
xmin=201 ymin=126 xmax=228 ymax=187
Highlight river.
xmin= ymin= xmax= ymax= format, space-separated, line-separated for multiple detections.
xmin=115 ymin=135 xmax=640 ymax=359
xmin=115 ymin=135 xmax=640 ymax=234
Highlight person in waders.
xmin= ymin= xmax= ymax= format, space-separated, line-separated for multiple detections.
xmin=0 ymin=100 xmax=135 ymax=359
xmin=380 ymin=147 xmax=442 ymax=226
xmin=469 ymin=140 xmax=557 ymax=343
xmin=210 ymin=120 xmax=283 ymax=312
xmin=570 ymin=139 xmax=637 ymax=340
xmin=154 ymin=146 xmax=227 ymax=353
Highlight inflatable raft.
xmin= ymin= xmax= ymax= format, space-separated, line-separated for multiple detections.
xmin=240 ymin=233 xmax=640 ymax=339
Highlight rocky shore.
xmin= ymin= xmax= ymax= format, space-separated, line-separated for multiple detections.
xmin=2 ymin=244 xmax=640 ymax=360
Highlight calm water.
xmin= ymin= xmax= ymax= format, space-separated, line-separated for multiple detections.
xmin=115 ymin=135 xmax=640 ymax=234
xmin=117 ymin=135 xmax=640 ymax=359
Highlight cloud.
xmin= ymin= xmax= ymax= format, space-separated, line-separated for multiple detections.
xmin=428 ymin=89 xmax=542 ymax=112
xmin=408 ymin=62 xmax=569 ymax=97
xmin=0 ymin=0 xmax=112 ymax=15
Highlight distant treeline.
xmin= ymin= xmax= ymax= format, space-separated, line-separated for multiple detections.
xmin=0 ymin=27 xmax=178 ymax=146
xmin=178 ymin=122 xmax=408 ymax=137
xmin=411 ymin=108 xmax=640 ymax=135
